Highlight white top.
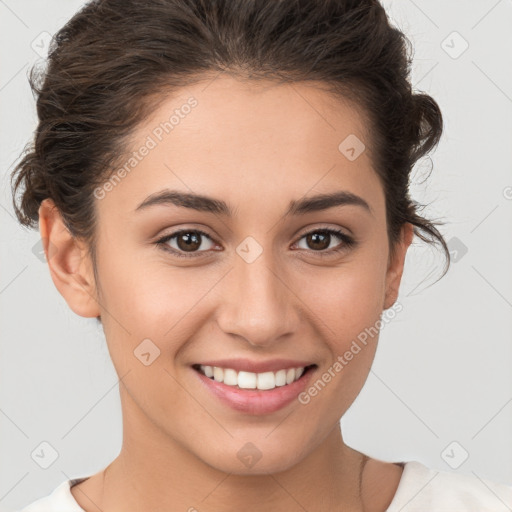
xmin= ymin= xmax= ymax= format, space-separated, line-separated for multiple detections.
xmin=20 ymin=460 xmax=512 ymax=511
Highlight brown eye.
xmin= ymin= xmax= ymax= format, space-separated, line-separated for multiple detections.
xmin=295 ymin=228 xmax=356 ymax=255
xmin=304 ymin=232 xmax=330 ymax=251
xmin=156 ymin=229 xmax=216 ymax=258
xmin=175 ymin=232 xmax=202 ymax=252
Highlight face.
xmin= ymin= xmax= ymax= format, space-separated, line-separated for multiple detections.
xmin=42 ymin=75 xmax=412 ymax=476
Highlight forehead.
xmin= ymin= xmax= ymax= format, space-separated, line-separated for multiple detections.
xmin=138 ymin=74 xmax=370 ymax=153
xmin=99 ymin=75 xmax=384 ymax=219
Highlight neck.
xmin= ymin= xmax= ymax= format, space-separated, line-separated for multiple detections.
xmin=97 ymin=389 xmax=368 ymax=512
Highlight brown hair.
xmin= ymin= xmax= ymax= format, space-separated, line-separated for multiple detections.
xmin=11 ymin=0 xmax=451 ymax=286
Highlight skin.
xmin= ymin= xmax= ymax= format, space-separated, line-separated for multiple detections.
xmin=39 ymin=74 xmax=413 ymax=512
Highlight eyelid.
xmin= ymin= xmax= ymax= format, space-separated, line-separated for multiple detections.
xmin=291 ymin=226 xmax=356 ymax=255
xmin=155 ymin=228 xmax=219 ymax=258
xmin=293 ymin=223 xmax=351 ymax=240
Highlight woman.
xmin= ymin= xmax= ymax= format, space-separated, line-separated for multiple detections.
xmin=12 ymin=0 xmax=512 ymax=510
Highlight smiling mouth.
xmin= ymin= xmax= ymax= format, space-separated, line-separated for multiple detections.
xmin=191 ymin=363 xmax=317 ymax=391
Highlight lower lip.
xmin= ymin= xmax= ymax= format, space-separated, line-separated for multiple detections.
xmin=192 ymin=366 xmax=317 ymax=415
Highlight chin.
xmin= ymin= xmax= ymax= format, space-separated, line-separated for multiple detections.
xmin=197 ymin=441 xmax=305 ymax=476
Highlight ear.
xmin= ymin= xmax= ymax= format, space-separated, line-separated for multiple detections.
xmin=383 ymin=222 xmax=414 ymax=310
xmin=38 ymin=198 xmax=101 ymax=318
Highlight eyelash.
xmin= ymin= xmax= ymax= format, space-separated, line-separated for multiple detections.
xmin=155 ymin=227 xmax=357 ymax=259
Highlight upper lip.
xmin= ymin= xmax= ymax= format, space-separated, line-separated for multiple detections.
xmin=193 ymin=358 xmax=316 ymax=374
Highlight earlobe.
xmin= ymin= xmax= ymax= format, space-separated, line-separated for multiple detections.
xmin=383 ymin=222 xmax=414 ymax=310
xmin=38 ymin=198 xmax=101 ymax=318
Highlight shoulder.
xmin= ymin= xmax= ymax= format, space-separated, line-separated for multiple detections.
xmin=387 ymin=460 xmax=512 ymax=512
xmin=20 ymin=477 xmax=88 ymax=512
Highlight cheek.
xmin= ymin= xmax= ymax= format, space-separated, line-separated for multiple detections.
xmin=301 ymin=259 xmax=386 ymax=342
xmin=292 ymin=268 xmax=386 ymax=423
xmin=96 ymin=246 xmax=217 ymax=348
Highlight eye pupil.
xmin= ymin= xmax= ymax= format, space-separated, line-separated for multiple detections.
xmin=177 ymin=232 xmax=201 ymax=251
xmin=307 ymin=232 xmax=330 ymax=250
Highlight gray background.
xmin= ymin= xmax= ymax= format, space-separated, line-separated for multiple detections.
xmin=1 ymin=0 xmax=511 ymax=510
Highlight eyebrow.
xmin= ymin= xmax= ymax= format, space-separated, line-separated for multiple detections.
xmin=135 ymin=189 xmax=373 ymax=217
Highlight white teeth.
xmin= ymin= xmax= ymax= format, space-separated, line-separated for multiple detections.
xmin=238 ymin=371 xmax=257 ymax=389
xmin=275 ymin=369 xmax=287 ymax=386
xmin=257 ymin=371 xmax=275 ymax=390
xmin=223 ymin=368 xmax=238 ymax=386
xmin=198 ymin=365 xmax=308 ymax=390
xmin=213 ymin=367 xmax=224 ymax=382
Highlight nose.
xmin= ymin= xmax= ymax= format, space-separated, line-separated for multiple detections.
xmin=215 ymin=249 xmax=300 ymax=348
